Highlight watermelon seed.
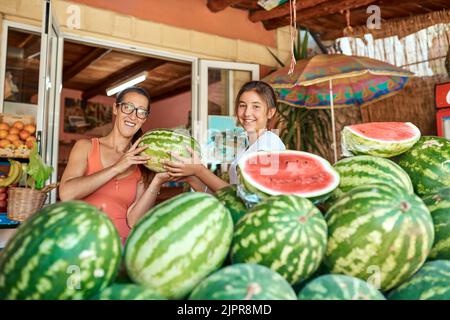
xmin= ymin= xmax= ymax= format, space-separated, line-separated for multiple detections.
xmin=244 ymin=283 xmax=262 ymax=300
xmin=400 ymin=201 xmax=411 ymax=212
xmin=298 ymin=216 xmax=308 ymax=223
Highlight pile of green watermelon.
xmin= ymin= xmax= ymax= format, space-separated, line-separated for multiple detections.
xmin=0 ymin=123 xmax=449 ymax=300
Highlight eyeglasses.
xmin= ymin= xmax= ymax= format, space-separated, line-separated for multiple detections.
xmin=118 ymin=102 xmax=149 ymax=119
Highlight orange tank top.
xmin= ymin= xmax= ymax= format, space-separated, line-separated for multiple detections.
xmin=82 ymin=138 xmax=141 ymax=244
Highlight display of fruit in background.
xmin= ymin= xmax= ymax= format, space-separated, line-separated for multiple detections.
xmin=24 ymin=124 xmax=36 ymax=135
xmin=0 ymin=187 xmax=7 ymax=210
xmin=12 ymin=121 xmax=24 ymax=130
xmin=19 ymin=130 xmax=30 ymax=141
xmin=6 ymin=134 xmax=19 ymax=143
xmin=0 ymin=140 xmax=9 ymax=148
xmin=0 ymin=160 xmax=22 ymax=211
xmin=8 ymin=128 xmax=19 ymax=136
xmin=0 ymin=160 xmax=23 ymax=187
xmin=0 ymin=130 xmax=7 ymax=139
xmin=0 ymin=120 xmax=37 ymax=151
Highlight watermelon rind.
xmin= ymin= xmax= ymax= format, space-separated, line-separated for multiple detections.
xmin=397 ymin=136 xmax=450 ymax=197
xmin=324 ymin=183 xmax=434 ymax=292
xmin=388 ymin=260 xmax=450 ymax=300
xmin=298 ymin=274 xmax=386 ymax=300
xmin=188 ymin=263 xmax=297 ymax=300
xmin=342 ymin=122 xmax=421 ymax=158
xmin=91 ymin=283 xmax=166 ymax=300
xmin=231 ymin=195 xmax=328 ymax=285
xmin=422 ymin=187 xmax=450 ymax=260
xmin=124 ymin=192 xmax=233 ymax=300
xmin=0 ymin=201 xmax=122 ymax=300
xmin=334 ymin=155 xmax=414 ymax=194
xmin=215 ymin=185 xmax=247 ymax=224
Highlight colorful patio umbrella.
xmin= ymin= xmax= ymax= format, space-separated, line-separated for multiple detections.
xmin=263 ymin=54 xmax=414 ymax=162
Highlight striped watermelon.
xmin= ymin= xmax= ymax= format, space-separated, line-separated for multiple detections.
xmin=237 ymin=150 xmax=339 ymax=207
xmin=342 ymin=122 xmax=421 ymax=158
xmin=334 ymin=155 xmax=414 ymax=194
xmin=230 ymin=195 xmax=327 ymax=285
xmin=324 ymin=183 xmax=434 ymax=292
xmin=124 ymin=192 xmax=233 ymax=299
xmin=215 ymin=185 xmax=247 ymax=224
xmin=388 ymin=260 xmax=450 ymax=300
xmin=92 ymin=283 xmax=166 ymax=300
xmin=298 ymin=274 xmax=385 ymax=300
xmin=0 ymin=201 xmax=122 ymax=300
xmin=189 ymin=263 xmax=297 ymax=300
xmin=422 ymin=187 xmax=450 ymax=260
xmin=397 ymin=136 xmax=450 ymax=196
xmin=138 ymin=129 xmax=202 ymax=172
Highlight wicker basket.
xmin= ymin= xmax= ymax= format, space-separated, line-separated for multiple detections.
xmin=7 ymin=187 xmax=47 ymax=222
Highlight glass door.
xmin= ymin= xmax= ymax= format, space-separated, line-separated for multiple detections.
xmin=197 ymin=60 xmax=259 ymax=180
xmin=37 ymin=0 xmax=63 ymax=203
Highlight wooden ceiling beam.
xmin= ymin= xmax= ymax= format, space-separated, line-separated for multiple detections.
xmin=82 ymin=59 xmax=166 ymax=100
xmin=150 ymin=74 xmax=191 ymax=102
xmin=262 ymin=0 xmax=379 ymax=30
xmin=231 ymin=0 xmax=261 ymax=10
xmin=63 ymin=47 xmax=111 ymax=83
xmin=207 ymin=0 xmax=246 ymax=12
xmin=249 ymin=0 xmax=329 ymax=22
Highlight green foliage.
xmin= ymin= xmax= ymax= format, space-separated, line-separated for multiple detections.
xmin=26 ymin=142 xmax=53 ymax=190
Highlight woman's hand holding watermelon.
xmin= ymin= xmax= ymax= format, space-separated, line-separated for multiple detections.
xmin=164 ymin=147 xmax=203 ymax=178
xmin=112 ymin=139 xmax=151 ymax=175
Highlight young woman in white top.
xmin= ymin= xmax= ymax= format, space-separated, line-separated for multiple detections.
xmin=164 ymin=80 xmax=286 ymax=192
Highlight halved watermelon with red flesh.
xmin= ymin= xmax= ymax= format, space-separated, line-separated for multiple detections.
xmin=342 ymin=122 xmax=421 ymax=158
xmin=237 ymin=150 xmax=340 ymax=206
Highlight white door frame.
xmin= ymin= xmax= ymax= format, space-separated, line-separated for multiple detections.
xmin=197 ymin=59 xmax=260 ymax=146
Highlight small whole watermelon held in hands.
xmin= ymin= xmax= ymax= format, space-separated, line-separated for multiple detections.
xmin=341 ymin=122 xmax=421 ymax=158
xmin=139 ymin=129 xmax=202 ymax=172
xmin=237 ymin=150 xmax=340 ymax=207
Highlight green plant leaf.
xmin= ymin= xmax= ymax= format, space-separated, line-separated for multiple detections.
xmin=301 ymin=31 xmax=309 ymax=59
xmin=27 ymin=142 xmax=53 ymax=190
xmin=266 ymin=47 xmax=286 ymax=68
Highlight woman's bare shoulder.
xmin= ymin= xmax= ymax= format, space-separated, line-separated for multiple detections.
xmin=71 ymin=139 xmax=93 ymax=154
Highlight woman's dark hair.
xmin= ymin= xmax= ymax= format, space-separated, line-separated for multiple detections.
xmin=117 ymin=86 xmax=154 ymax=188
xmin=116 ymin=86 xmax=151 ymax=107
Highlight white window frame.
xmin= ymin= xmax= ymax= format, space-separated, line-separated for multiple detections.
xmin=0 ymin=21 xmax=42 ymax=112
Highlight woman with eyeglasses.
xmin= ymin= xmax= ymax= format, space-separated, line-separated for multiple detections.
xmin=59 ymin=86 xmax=173 ymax=244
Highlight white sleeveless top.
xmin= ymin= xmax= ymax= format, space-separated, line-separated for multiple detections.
xmin=228 ymin=131 xmax=286 ymax=185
